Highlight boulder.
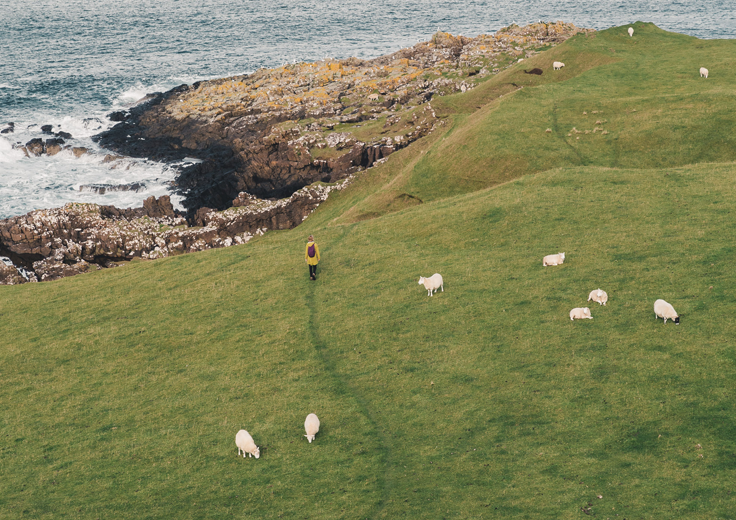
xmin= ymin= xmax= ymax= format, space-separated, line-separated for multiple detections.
xmin=25 ymin=138 xmax=45 ymax=156
xmin=45 ymin=138 xmax=65 ymax=156
xmin=0 ymin=262 xmax=27 ymax=285
xmin=143 ymin=195 xmax=176 ymax=218
xmin=108 ymin=111 xmax=128 ymax=122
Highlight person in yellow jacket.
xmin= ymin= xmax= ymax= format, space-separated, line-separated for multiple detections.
xmin=305 ymin=234 xmax=320 ymax=280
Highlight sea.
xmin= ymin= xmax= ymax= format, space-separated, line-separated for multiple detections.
xmin=1 ymin=0 xmax=734 ymax=219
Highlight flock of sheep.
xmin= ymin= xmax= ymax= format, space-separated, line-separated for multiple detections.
xmin=552 ymin=26 xmax=710 ymax=78
xmin=237 ymin=24 xmax=700 ymax=462
xmin=419 ymin=251 xmax=680 ymax=325
xmin=236 ymin=413 xmax=320 ymax=460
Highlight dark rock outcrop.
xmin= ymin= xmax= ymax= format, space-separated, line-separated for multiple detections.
xmin=20 ymin=137 xmax=72 ymax=157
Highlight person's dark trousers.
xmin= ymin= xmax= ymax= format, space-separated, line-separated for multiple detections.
xmin=309 ymin=264 xmax=317 ymax=279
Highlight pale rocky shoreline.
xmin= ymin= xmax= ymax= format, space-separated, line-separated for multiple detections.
xmin=0 ymin=182 xmax=349 ymax=284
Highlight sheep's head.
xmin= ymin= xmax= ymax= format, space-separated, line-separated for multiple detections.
xmin=674 ymin=316 xmax=680 ymax=325
xmin=253 ymin=447 xmax=261 ymax=459
xmin=560 ymin=252 xmax=565 ymax=260
xmin=305 ymin=434 xmax=315 ymax=443
xmin=583 ymin=307 xmax=591 ymax=316
xmin=418 ymin=277 xmax=425 ymax=285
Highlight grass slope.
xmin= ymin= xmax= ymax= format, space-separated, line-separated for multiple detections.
xmin=3 ymin=24 xmax=736 ymax=519
xmin=323 ymin=22 xmax=736 ymax=224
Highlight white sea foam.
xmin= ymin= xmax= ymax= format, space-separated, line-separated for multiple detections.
xmin=116 ymin=84 xmax=160 ymax=106
xmin=0 ymin=140 xmax=182 ymax=219
xmin=0 ymin=137 xmax=25 ymax=163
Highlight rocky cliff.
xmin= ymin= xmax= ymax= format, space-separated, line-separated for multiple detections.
xmin=94 ymin=22 xmax=589 ymax=216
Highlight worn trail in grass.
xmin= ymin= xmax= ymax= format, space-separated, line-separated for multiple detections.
xmin=305 ymin=223 xmax=394 ymax=519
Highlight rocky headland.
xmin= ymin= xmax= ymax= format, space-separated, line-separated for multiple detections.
xmin=94 ymin=22 xmax=587 ymax=213
xmin=1 ymin=22 xmax=590 ymax=284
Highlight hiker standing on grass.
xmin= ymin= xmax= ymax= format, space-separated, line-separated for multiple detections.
xmin=305 ymin=235 xmax=320 ymax=280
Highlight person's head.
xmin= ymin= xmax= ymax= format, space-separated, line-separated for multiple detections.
xmin=308 ymin=235 xmax=314 ymax=242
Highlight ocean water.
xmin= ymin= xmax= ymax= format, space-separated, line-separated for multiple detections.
xmin=1 ymin=0 xmax=734 ymax=219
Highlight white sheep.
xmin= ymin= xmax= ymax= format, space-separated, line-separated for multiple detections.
xmin=235 ymin=429 xmax=260 ymax=459
xmin=570 ymin=307 xmax=593 ymax=320
xmin=654 ymin=299 xmax=680 ymax=325
xmin=368 ymin=93 xmax=379 ymax=101
xmin=628 ymin=27 xmax=634 ymax=37
xmin=304 ymin=413 xmax=320 ymax=443
xmin=553 ymin=61 xmax=565 ymax=70
xmin=418 ymin=273 xmax=444 ymax=296
xmin=700 ymin=67 xmax=709 ymax=78
xmin=587 ymin=288 xmax=608 ymax=306
xmin=542 ymin=252 xmax=565 ymax=266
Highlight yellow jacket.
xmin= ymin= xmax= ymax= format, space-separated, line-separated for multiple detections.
xmin=305 ymin=241 xmax=320 ymax=265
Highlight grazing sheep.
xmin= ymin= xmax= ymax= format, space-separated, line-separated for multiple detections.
xmin=542 ymin=252 xmax=565 ymax=266
xmin=304 ymin=413 xmax=320 ymax=443
xmin=570 ymin=307 xmax=593 ymax=320
xmin=628 ymin=27 xmax=634 ymax=37
xmin=654 ymin=299 xmax=680 ymax=325
xmin=235 ymin=429 xmax=260 ymax=459
xmin=588 ymin=288 xmax=608 ymax=306
xmin=700 ymin=67 xmax=709 ymax=78
xmin=368 ymin=93 xmax=379 ymax=101
xmin=419 ymin=273 xmax=444 ymax=296
xmin=553 ymin=61 xmax=565 ymax=70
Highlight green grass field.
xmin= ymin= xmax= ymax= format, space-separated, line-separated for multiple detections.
xmin=2 ymin=23 xmax=736 ymax=519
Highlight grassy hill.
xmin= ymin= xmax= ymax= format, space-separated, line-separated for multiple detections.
xmin=322 ymin=22 xmax=736 ymax=224
xmin=2 ymin=23 xmax=736 ymax=519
